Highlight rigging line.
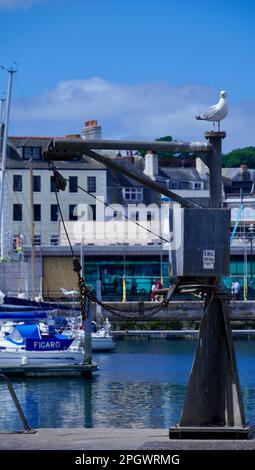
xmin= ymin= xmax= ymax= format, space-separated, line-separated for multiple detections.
xmin=52 ymin=180 xmax=167 ymax=314
xmin=53 ymin=188 xmax=75 ymax=258
xmin=55 ymin=170 xmax=170 ymax=244
xmin=48 ymin=163 xmax=169 ymax=314
xmin=77 ymin=182 xmax=170 ymax=242
xmin=15 ymin=74 xmax=38 ymax=136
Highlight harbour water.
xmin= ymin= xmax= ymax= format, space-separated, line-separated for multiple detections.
xmin=1 ymin=339 xmax=255 ymax=431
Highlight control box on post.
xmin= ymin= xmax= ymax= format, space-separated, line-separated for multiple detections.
xmin=169 ymin=208 xmax=230 ymax=277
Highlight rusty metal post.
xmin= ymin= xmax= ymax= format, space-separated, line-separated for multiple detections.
xmin=205 ymin=131 xmax=225 ymax=208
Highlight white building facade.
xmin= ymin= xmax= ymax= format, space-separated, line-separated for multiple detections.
xmin=4 ymin=136 xmax=107 ymax=255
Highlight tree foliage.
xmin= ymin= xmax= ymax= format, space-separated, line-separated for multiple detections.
xmin=138 ymin=135 xmax=173 ymax=158
xmin=222 ymin=147 xmax=255 ymax=168
xmin=138 ymin=135 xmax=195 ymax=166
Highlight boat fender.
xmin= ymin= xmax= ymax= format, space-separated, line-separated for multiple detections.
xmin=21 ymin=356 xmax=28 ymax=366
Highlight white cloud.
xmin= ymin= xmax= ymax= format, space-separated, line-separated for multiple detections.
xmin=12 ymin=77 xmax=255 ymax=152
xmin=0 ymin=0 xmax=44 ymax=9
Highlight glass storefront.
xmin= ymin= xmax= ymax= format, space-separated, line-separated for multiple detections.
xmin=223 ymin=257 xmax=255 ymax=300
xmin=83 ymin=254 xmax=255 ymax=301
xmin=84 ymin=255 xmax=169 ymax=301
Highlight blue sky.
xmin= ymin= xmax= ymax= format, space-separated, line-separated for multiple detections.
xmin=0 ymin=0 xmax=255 ymax=151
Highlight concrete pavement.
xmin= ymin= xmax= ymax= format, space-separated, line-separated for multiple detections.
xmin=1 ymin=428 xmax=255 ymax=450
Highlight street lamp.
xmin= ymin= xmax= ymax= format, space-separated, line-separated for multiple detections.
xmin=248 ymin=223 xmax=255 ymax=297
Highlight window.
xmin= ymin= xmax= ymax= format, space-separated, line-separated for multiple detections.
xmin=34 ymin=235 xmax=41 ymax=246
xmin=169 ymin=181 xmax=180 ymax=190
xmin=13 ymin=204 xmax=22 ymax=221
xmin=50 ymin=204 xmax=58 ymax=222
xmin=50 ymin=176 xmax=58 ymax=192
xmin=193 ymin=182 xmax=203 ymax=190
xmin=87 ymin=176 xmax=96 ymax=193
xmin=33 ymin=175 xmax=41 ymax=192
xmin=123 ymin=188 xmax=143 ymax=201
xmin=179 ymin=181 xmax=190 ymax=190
xmin=50 ymin=235 xmax=59 ymax=246
xmin=89 ymin=204 xmax=96 ymax=221
xmin=69 ymin=204 xmax=78 ymax=221
xmin=147 ymin=212 xmax=152 ymax=221
xmin=33 ymin=204 xmax=41 ymax=222
xmin=13 ymin=175 xmax=22 ymax=192
xmin=23 ymin=147 xmax=42 ymax=160
xmin=69 ymin=176 xmax=78 ymax=193
xmin=231 ymin=181 xmax=253 ymax=194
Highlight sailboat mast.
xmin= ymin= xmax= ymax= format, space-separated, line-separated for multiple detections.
xmin=29 ymin=159 xmax=35 ymax=300
xmin=0 ymin=68 xmax=16 ymax=260
xmin=0 ymin=98 xmax=6 ymax=125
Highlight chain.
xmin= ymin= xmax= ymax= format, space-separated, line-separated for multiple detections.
xmin=77 ymin=273 xmax=91 ymax=321
xmin=88 ymin=291 xmax=170 ymax=320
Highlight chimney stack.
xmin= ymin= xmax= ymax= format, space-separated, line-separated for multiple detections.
xmin=144 ymin=150 xmax=158 ymax=179
xmin=196 ymin=156 xmax=208 ymax=178
xmin=240 ymin=164 xmax=248 ymax=173
xmin=81 ymin=120 xmax=102 ymax=140
xmin=240 ymin=164 xmax=249 ymax=181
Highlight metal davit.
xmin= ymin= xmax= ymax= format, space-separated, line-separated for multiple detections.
xmin=44 ymin=131 xmax=255 ymax=439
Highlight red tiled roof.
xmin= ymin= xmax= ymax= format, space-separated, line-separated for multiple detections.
xmin=9 ymin=136 xmax=64 ymax=140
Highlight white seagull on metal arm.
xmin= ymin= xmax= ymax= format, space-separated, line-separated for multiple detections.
xmin=195 ymin=90 xmax=228 ymax=131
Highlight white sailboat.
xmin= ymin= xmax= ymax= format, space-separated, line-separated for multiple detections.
xmin=0 ymin=321 xmax=84 ymax=366
xmin=59 ymin=289 xmax=116 ymax=352
xmin=89 ymin=320 xmax=116 ymax=352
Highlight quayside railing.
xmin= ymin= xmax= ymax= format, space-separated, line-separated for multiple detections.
xmin=0 ymin=373 xmax=34 ymax=433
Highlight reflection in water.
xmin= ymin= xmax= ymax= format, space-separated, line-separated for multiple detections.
xmin=88 ymin=381 xmax=186 ymax=429
xmin=0 ymin=339 xmax=255 ymax=430
xmin=84 ymin=379 xmax=93 ymax=428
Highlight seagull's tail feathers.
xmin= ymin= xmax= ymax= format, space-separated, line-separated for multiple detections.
xmin=195 ymin=115 xmax=202 ymax=120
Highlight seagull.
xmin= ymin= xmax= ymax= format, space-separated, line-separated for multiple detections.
xmin=60 ymin=288 xmax=78 ymax=296
xmin=195 ymin=90 xmax=228 ymax=131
